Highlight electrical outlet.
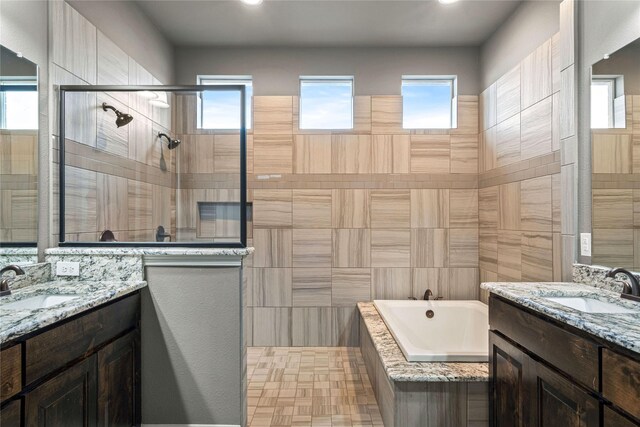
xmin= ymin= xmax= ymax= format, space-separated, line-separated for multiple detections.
xmin=56 ymin=261 xmax=80 ymax=277
xmin=580 ymin=233 xmax=592 ymax=257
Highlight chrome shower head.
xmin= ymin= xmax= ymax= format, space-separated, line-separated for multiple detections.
xmin=102 ymin=102 xmax=133 ymax=127
xmin=158 ymin=132 xmax=181 ymax=150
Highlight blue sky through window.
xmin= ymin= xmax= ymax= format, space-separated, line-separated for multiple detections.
xmin=402 ymin=79 xmax=454 ymax=129
xmin=300 ymin=79 xmax=353 ymax=129
xmin=199 ymin=78 xmax=252 ymax=129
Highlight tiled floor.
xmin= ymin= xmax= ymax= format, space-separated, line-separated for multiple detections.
xmin=247 ymin=347 xmax=384 ymax=427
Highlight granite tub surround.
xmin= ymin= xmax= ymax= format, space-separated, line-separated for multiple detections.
xmin=481 ymin=281 xmax=640 ymax=354
xmin=0 ymin=247 xmax=38 ymax=268
xmin=572 ymin=263 xmax=633 ymax=293
xmin=357 ymin=302 xmax=488 ymax=382
xmin=0 ymin=278 xmax=146 ymax=344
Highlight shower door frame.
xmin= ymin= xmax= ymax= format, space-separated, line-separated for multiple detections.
xmin=58 ymin=85 xmax=248 ymax=248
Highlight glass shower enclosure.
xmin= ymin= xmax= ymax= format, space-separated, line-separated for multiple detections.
xmin=57 ymin=85 xmax=247 ymax=247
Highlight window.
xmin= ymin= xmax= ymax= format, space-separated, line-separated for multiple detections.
xmin=591 ymin=78 xmax=615 ymax=129
xmin=0 ymin=80 xmax=38 ymax=130
xmin=299 ymin=76 xmax=353 ymax=130
xmin=402 ymin=76 xmax=457 ymax=129
xmin=198 ymin=76 xmax=252 ymax=129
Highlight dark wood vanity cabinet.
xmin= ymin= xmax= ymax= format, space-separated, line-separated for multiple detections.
xmin=489 ymin=295 xmax=640 ymax=427
xmin=0 ymin=292 xmax=140 ymax=427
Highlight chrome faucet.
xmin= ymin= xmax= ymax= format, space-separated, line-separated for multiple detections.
xmin=0 ymin=265 xmax=25 ymax=297
xmin=605 ymin=267 xmax=640 ymax=297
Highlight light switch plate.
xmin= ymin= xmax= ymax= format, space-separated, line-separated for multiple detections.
xmin=56 ymin=261 xmax=80 ymax=276
xmin=580 ymin=233 xmax=592 ymax=257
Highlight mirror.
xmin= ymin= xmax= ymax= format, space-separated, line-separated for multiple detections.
xmin=0 ymin=45 xmax=39 ymax=247
xmin=590 ymin=37 xmax=640 ymax=269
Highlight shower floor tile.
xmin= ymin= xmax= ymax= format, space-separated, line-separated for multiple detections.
xmin=247 ymin=347 xmax=383 ymax=427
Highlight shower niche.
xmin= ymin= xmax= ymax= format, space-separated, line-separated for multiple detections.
xmin=57 ymin=85 xmax=247 ymax=247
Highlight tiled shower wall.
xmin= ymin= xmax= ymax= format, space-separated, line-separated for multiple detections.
xmin=240 ymin=95 xmax=480 ymax=346
xmin=591 ymin=94 xmax=640 ymax=269
xmin=50 ymin=1 xmax=174 ymax=244
xmin=0 ymin=130 xmax=38 ymax=241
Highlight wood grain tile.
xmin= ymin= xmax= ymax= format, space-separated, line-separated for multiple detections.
xmin=411 ymin=189 xmax=449 ymax=228
xmin=450 ymin=135 xmax=478 ymax=174
xmin=96 ymin=173 xmax=128 ymax=231
xmin=293 ymin=190 xmax=332 ymax=229
xmin=411 ymin=268 xmax=449 ymax=300
xmin=452 ymin=96 xmax=479 ymax=136
xmin=496 ymin=114 xmax=520 ymax=167
xmin=353 ymin=96 xmax=372 ymax=133
xmin=293 ymin=229 xmax=332 ymax=267
xmin=592 ymin=229 xmax=634 ymax=270
xmin=521 ymin=232 xmax=553 ymax=281
xmin=371 ymin=135 xmax=410 ymax=173
xmin=520 ymin=176 xmax=552 ymax=232
xmin=552 ymin=174 xmax=561 ymax=232
xmin=448 ymin=268 xmax=480 ymax=300
xmin=253 ymin=189 xmax=293 ymax=228
xmin=292 ymin=268 xmax=332 ymax=307
xmin=560 ymin=65 xmax=576 ymax=139
xmin=480 ymin=83 xmax=497 ymax=131
xmin=332 ymin=189 xmax=369 ymax=228
xmin=521 ymin=97 xmax=553 ymax=160
xmin=127 ymin=59 xmax=153 ymax=118
xmin=371 ymin=96 xmax=406 ymax=134
xmin=331 ymin=135 xmax=371 ymax=174
xmin=370 ymin=190 xmax=410 ymax=228
xmin=411 ymin=228 xmax=449 ymax=268
xmin=332 ymin=229 xmax=370 ymax=268
xmin=410 ymin=135 xmax=450 ymax=173
xmin=292 ymin=308 xmax=332 ymax=346
xmin=497 ymin=65 xmax=521 ymax=124
xmin=294 ymin=135 xmax=332 ymax=174
xmin=521 ymin=39 xmax=552 ymax=109
xmin=481 ymin=127 xmax=497 ymax=172
xmin=253 ymin=268 xmax=293 ymax=307
xmin=559 ymin=0 xmax=574 ymax=70
xmin=450 ymin=189 xmax=478 ymax=228
xmin=449 ymin=229 xmax=478 ymax=268
xmin=497 ymin=230 xmax=521 ymax=281
xmin=479 ymin=228 xmax=498 ymax=273
xmin=253 ymin=228 xmax=293 ymax=267
xmin=592 ymin=134 xmax=631 ymax=173
xmin=252 ymin=308 xmax=292 ymax=346
xmin=331 ymin=269 xmax=371 ymax=307
xmin=372 ymin=268 xmax=411 ymax=299
xmin=52 ymin=1 xmax=97 ymax=84
xmin=498 ymin=182 xmax=521 ymax=230
xmin=551 ymin=33 xmax=561 ymax=93
xmin=97 ymin=31 xmax=128 ymax=84
xmin=254 ymin=135 xmax=293 ymax=174
xmin=552 ymin=92 xmax=561 ymax=152
xmin=65 ymin=166 xmax=97 ymax=234
xmin=214 ymin=134 xmax=241 ymax=173
xmin=592 ymin=189 xmax=633 ymax=229
xmin=128 ymin=181 xmax=153 ymax=231
xmin=479 ymin=186 xmax=498 ymax=229
xmin=371 ymin=229 xmax=411 ymax=267
xmin=331 ymin=307 xmax=360 ymax=346
xmin=254 ymin=96 xmax=293 ymax=134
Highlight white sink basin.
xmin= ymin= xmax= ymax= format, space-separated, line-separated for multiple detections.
xmin=1 ymin=295 xmax=79 ymax=311
xmin=545 ymin=297 xmax=637 ymax=314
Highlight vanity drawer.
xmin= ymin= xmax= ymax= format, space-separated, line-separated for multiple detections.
xmin=602 ymin=349 xmax=640 ymax=421
xmin=489 ymin=296 xmax=599 ymax=391
xmin=25 ymin=293 xmax=139 ymax=385
xmin=0 ymin=345 xmax=22 ymax=401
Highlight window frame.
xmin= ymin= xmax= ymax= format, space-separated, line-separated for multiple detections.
xmin=401 ymin=75 xmax=458 ymax=130
xmin=197 ymin=75 xmax=253 ymax=130
xmin=591 ymin=77 xmax=616 ymax=129
xmin=0 ymin=79 xmax=38 ymax=130
xmin=298 ymin=75 xmax=354 ymax=130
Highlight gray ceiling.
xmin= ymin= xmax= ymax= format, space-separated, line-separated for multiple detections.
xmin=135 ymin=0 xmax=524 ymax=48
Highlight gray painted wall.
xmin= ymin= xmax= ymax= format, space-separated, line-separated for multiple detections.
xmin=577 ymin=0 xmax=640 ymax=264
xmin=174 ymin=46 xmax=480 ymax=95
xmin=67 ymin=0 xmax=174 ymax=84
xmin=480 ymin=0 xmax=560 ymax=90
xmin=592 ymin=41 xmax=640 ymax=94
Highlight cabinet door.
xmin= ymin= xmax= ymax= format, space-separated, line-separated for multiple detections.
xmin=25 ymin=356 xmax=97 ymax=427
xmin=97 ymin=331 xmax=139 ymax=427
xmin=533 ymin=362 xmax=600 ymax=427
xmin=489 ymin=331 xmax=536 ymax=427
xmin=604 ymin=407 xmax=640 ymax=427
xmin=0 ymin=399 xmax=21 ymax=427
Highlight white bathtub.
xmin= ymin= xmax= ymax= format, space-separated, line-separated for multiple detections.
xmin=373 ymin=299 xmax=489 ymax=362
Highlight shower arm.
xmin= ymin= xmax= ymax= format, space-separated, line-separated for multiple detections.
xmin=102 ymin=103 xmax=118 ymax=113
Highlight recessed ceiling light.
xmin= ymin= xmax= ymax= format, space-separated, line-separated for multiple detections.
xmin=438 ymin=0 xmax=459 ymax=4
xmin=241 ymin=0 xmax=263 ymax=5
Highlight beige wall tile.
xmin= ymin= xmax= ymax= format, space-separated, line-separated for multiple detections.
xmin=332 ymin=189 xmax=369 ymax=228
xmin=498 ymin=182 xmax=521 ymax=230
xmin=293 ymin=190 xmax=332 ymax=228
xmin=552 ymin=92 xmax=561 ymax=152
xmin=65 ymin=166 xmax=97 ymax=234
xmin=253 ymin=228 xmax=293 ymax=267
xmin=521 ymin=232 xmax=553 ymax=281
xmin=560 ymin=65 xmax=576 ymax=139
xmin=215 ymin=134 xmax=241 ymax=173
xmin=96 ymin=95 xmax=129 ymax=158
xmin=252 ymin=308 xmax=291 ymax=346
xmin=294 ymin=135 xmax=332 ymax=174
xmin=292 ymin=308 xmax=332 ymax=346
xmin=448 ymin=268 xmax=480 ymax=300
xmin=520 ymin=176 xmax=552 ymax=232
xmin=411 ymin=268 xmax=449 ymax=299
xmin=96 ymin=173 xmax=128 ymax=232
xmin=253 ymin=96 xmax=293 ymax=134
xmin=497 ymin=65 xmax=521 ymax=124
xmin=128 ymin=181 xmax=153 ymax=231
xmin=479 ymin=186 xmax=498 ymax=229
xmin=592 ymin=189 xmax=633 ymax=229
xmin=353 ymin=96 xmax=372 ymax=133
xmin=592 ymin=134 xmax=631 ymax=174
xmin=332 ymin=229 xmax=371 ymax=267
xmin=331 ymin=307 xmax=360 ymax=346
xmin=253 ymin=189 xmax=293 ymax=228
xmin=496 ymin=114 xmax=520 ymax=167
xmin=371 ymin=229 xmax=411 ymax=267
xmin=449 ymin=229 xmax=479 ymax=267
xmin=371 ymin=135 xmax=410 ymax=173
xmin=521 ymin=39 xmax=552 ymax=109
xmin=479 ymin=228 xmax=498 ymax=273
xmin=371 ymin=96 xmax=406 ymax=134
xmin=521 ymin=97 xmax=553 ymax=160
xmin=372 ymin=268 xmax=412 ymax=299
xmin=331 ymin=135 xmax=371 ymax=174
xmin=52 ymin=1 xmax=97 ymax=84
xmin=370 ymin=190 xmax=410 ymax=228
xmin=552 ymin=174 xmax=561 ymax=232
xmin=450 ymin=189 xmax=478 ymax=228
xmin=411 ymin=228 xmax=449 ymax=267
xmin=498 ymin=230 xmax=521 ymax=281
xmin=452 ymin=96 xmax=479 ymax=135
xmin=481 ymin=126 xmax=497 ymax=172
xmin=332 ymin=269 xmax=371 ymax=306
xmin=254 ymin=135 xmax=293 ymax=174
xmin=593 ymin=229 xmax=634 ymax=269
xmin=411 ymin=189 xmax=449 ymax=228
xmin=252 ymin=268 xmax=292 ymax=307
xmin=450 ymin=135 xmax=478 ymax=174
xmin=410 ymin=135 xmax=451 ymax=173
xmin=293 ymin=228 xmax=332 ymax=267
xmin=480 ymin=83 xmax=497 ymax=131
xmin=292 ymin=268 xmax=331 ymax=307
xmin=97 ymin=31 xmax=128 ymax=87
xmin=551 ymin=33 xmax=561 ymax=93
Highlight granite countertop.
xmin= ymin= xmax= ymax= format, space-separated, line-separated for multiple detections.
xmin=357 ymin=302 xmax=489 ymax=382
xmin=0 ymin=279 xmax=146 ymax=345
xmin=481 ymin=282 xmax=640 ymax=355
xmin=45 ymin=247 xmax=254 ymax=257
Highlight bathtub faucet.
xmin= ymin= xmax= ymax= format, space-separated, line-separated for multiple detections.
xmin=408 ymin=289 xmax=443 ymax=301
